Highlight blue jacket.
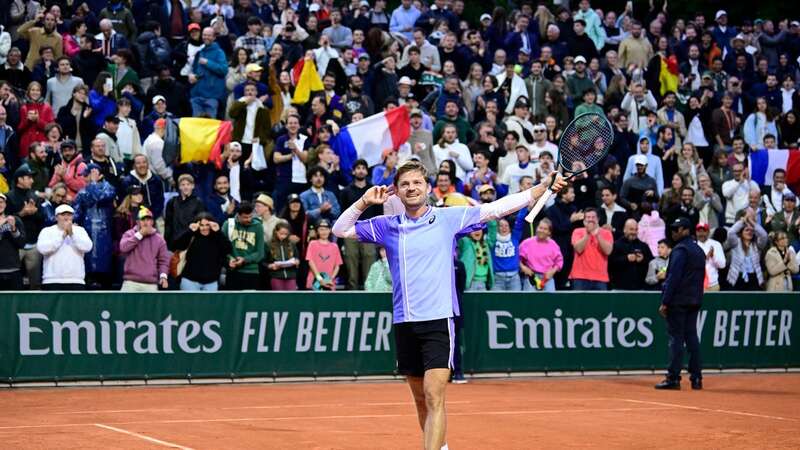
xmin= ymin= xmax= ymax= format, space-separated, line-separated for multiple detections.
xmin=711 ymin=25 xmax=737 ymax=53
xmin=504 ymin=30 xmax=540 ymax=63
xmin=204 ymin=193 xmax=237 ymax=225
xmin=88 ymin=90 xmax=119 ymax=129
xmin=661 ymin=236 xmax=705 ymax=308
xmin=191 ymin=42 xmax=228 ymax=100
xmin=300 ymin=188 xmax=341 ymax=222
xmin=121 ymin=170 xmax=166 ymax=218
xmin=73 ymin=180 xmax=116 ymax=274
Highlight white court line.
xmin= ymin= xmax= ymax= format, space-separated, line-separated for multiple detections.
xmin=618 ymin=398 xmax=800 ymax=422
xmin=57 ymin=408 xmax=180 ymax=415
xmin=0 ymin=406 xmax=673 ymax=430
xmin=222 ymin=400 xmax=472 ymax=410
xmin=94 ymin=423 xmax=194 ymax=450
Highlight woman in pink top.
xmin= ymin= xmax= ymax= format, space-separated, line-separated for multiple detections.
xmin=305 ymin=220 xmax=343 ymax=290
xmin=519 ymin=218 xmax=563 ymax=292
xmin=637 ymin=203 xmax=666 ymax=255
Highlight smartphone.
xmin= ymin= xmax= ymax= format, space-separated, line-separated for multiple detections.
xmin=104 ymin=78 xmax=113 ymax=92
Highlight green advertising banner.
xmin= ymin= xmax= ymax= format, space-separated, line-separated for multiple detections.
xmin=460 ymin=293 xmax=799 ymax=373
xmin=0 ymin=292 xmax=797 ymax=382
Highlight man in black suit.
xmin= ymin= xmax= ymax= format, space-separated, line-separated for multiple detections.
xmin=656 ymin=217 xmax=706 ymax=390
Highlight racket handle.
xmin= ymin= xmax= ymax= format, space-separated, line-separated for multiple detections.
xmin=524 ymin=189 xmax=554 ymax=223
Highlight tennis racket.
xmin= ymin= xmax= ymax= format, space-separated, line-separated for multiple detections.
xmin=524 ymin=112 xmax=614 ymax=223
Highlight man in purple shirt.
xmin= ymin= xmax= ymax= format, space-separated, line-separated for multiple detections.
xmin=333 ymin=160 xmax=565 ymax=449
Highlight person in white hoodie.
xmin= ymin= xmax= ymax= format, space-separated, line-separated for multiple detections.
xmin=36 ymin=204 xmax=93 ymax=290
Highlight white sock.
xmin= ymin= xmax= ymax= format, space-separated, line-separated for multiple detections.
xmin=441 ymin=444 xmax=449 ymax=450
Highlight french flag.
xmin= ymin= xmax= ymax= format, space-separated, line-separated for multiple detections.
xmin=332 ymin=106 xmax=410 ymax=173
xmin=749 ymin=149 xmax=800 ymax=192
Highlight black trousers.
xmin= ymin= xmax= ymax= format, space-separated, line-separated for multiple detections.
xmin=42 ymin=283 xmax=86 ymax=291
xmin=225 ymin=271 xmax=261 ymax=290
xmin=666 ymin=308 xmax=702 ymax=382
xmin=0 ymin=271 xmax=23 ymax=290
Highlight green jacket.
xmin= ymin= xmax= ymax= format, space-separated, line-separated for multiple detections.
xmin=265 ymin=238 xmax=298 ymax=280
xmin=525 ymin=74 xmax=552 ymax=120
xmin=365 ymin=259 xmax=392 ymax=292
xmin=574 ymin=102 xmax=604 ymax=117
xmin=108 ymin=63 xmax=140 ymax=97
xmin=432 ymin=115 xmax=475 ymax=145
xmin=566 ymin=73 xmax=595 ymax=100
xmin=223 ymin=217 xmax=265 ymax=274
xmin=770 ymin=211 xmax=800 ymax=244
xmin=457 ymin=221 xmax=497 ymax=289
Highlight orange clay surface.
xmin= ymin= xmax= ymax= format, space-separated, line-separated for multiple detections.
xmin=0 ymin=373 xmax=798 ymax=449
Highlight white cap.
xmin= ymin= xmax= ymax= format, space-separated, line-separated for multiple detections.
xmin=152 ymin=95 xmax=166 ymax=105
xmin=715 ymin=10 xmax=727 ymax=20
xmin=733 ymin=33 xmax=746 ymax=42
xmin=480 ymin=14 xmax=492 ymax=22
xmin=398 ymin=76 xmax=413 ymax=86
xmin=791 ymin=21 xmax=800 ymax=27
xmin=55 ymin=204 xmax=75 ymax=215
xmin=574 ymin=55 xmax=587 ymax=64
xmin=633 ymin=154 xmax=648 ymax=166
xmin=308 ymin=3 xmax=320 ymax=12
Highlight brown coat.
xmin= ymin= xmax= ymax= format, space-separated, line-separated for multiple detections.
xmin=764 ymin=246 xmax=799 ymax=292
xmin=229 ymin=99 xmax=273 ymax=159
xmin=17 ymin=20 xmax=63 ymax=70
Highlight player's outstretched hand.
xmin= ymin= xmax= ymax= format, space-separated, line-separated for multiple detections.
xmin=361 ymin=185 xmax=390 ymax=207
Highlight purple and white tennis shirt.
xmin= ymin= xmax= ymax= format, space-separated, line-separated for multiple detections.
xmin=355 ymin=206 xmax=481 ymax=324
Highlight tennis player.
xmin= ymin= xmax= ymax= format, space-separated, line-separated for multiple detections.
xmin=333 ymin=160 xmax=566 ymax=449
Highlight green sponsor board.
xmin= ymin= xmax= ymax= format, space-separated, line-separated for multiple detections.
xmin=461 ymin=292 xmax=798 ymax=373
xmin=0 ymin=292 xmax=797 ymax=382
xmin=1 ymin=292 xmax=397 ymax=381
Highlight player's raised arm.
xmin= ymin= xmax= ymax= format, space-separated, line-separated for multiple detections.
xmin=332 ymin=185 xmax=390 ymax=239
xmin=479 ymin=172 xmax=568 ymax=223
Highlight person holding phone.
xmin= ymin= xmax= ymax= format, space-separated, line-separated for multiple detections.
xmin=609 ymin=218 xmax=653 ymax=290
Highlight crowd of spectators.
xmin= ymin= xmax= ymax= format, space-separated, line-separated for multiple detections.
xmin=0 ymin=0 xmax=798 ymax=292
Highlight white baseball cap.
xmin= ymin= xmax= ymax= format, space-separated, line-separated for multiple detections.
xmin=480 ymin=14 xmax=492 ymax=22
xmin=398 ymin=76 xmax=413 ymax=86
xmin=55 ymin=204 xmax=75 ymax=215
xmin=574 ymin=55 xmax=587 ymax=64
xmin=633 ymin=154 xmax=648 ymax=166
xmin=715 ymin=10 xmax=727 ymax=20
xmin=152 ymin=95 xmax=166 ymax=105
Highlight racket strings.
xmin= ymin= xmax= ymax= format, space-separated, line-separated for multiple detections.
xmin=558 ymin=114 xmax=614 ymax=175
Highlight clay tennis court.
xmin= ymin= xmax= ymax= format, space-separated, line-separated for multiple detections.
xmin=1 ymin=373 xmax=798 ymax=449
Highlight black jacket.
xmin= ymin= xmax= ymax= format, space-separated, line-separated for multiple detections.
xmin=609 ymin=237 xmax=653 ymax=290
xmin=174 ymin=229 xmax=231 ymax=284
xmin=5 ymin=187 xmax=44 ymax=245
xmin=57 ymin=100 xmax=96 ymax=156
xmin=164 ymin=194 xmax=206 ymax=250
xmin=0 ymin=215 xmax=26 ymax=270
xmin=598 ymin=207 xmax=628 ymax=240
xmin=71 ymin=50 xmax=107 ymax=92
xmin=145 ymin=78 xmax=190 ymax=117
xmin=661 ymin=236 xmax=705 ymax=308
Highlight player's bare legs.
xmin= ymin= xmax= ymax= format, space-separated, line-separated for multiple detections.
xmin=407 ymin=368 xmax=450 ymax=449
xmin=407 ymin=376 xmax=427 ymax=430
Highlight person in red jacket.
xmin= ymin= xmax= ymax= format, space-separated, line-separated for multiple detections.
xmin=47 ymin=140 xmax=86 ymax=201
xmin=18 ymin=81 xmax=54 ymax=158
